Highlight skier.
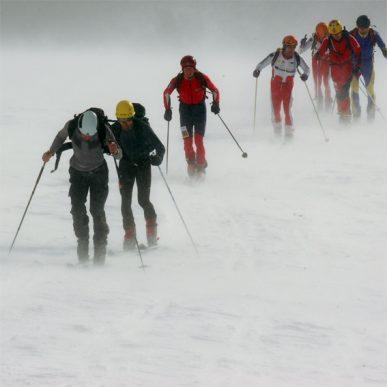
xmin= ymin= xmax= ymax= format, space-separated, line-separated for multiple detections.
xmin=42 ymin=108 xmax=121 ymax=264
xmin=163 ymin=55 xmax=220 ymax=177
xmin=300 ymin=22 xmax=333 ymax=111
xmin=315 ymin=19 xmax=361 ymax=123
xmin=111 ymin=100 xmax=165 ymax=250
xmin=253 ymin=35 xmax=310 ymax=138
xmin=350 ymin=15 xmax=387 ymax=121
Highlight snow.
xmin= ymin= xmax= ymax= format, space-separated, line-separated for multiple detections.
xmin=1 ymin=1 xmax=387 ymax=386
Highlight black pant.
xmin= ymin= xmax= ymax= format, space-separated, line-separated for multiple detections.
xmin=179 ymin=102 xmax=207 ymax=136
xmin=119 ymin=161 xmax=156 ymax=230
xmin=69 ymin=162 xmax=109 ymax=246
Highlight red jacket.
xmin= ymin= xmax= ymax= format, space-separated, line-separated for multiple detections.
xmin=163 ymin=71 xmax=220 ymax=109
xmin=317 ymin=33 xmax=361 ymax=65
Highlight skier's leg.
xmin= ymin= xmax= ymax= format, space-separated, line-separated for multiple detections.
xmin=180 ymin=103 xmax=195 ymax=166
xmin=283 ymin=77 xmax=295 ymax=137
xmin=321 ymin=60 xmax=332 ymax=109
xmin=136 ymin=165 xmax=157 ymax=246
xmin=315 ymin=58 xmax=323 ymax=109
xmin=120 ymin=164 xmax=136 ymax=249
xmin=89 ymin=162 xmax=109 ymax=263
xmin=351 ymin=75 xmax=361 ymax=119
xmin=193 ymin=103 xmax=207 ymax=170
xmin=271 ymin=77 xmax=282 ymax=134
xmin=69 ymin=167 xmax=90 ymax=261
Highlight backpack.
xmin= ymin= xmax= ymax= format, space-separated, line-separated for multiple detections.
xmin=132 ymin=102 xmax=149 ymax=124
xmin=68 ymin=107 xmax=108 ymax=145
xmin=350 ymin=27 xmax=376 ymax=46
xmin=271 ymin=48 xmax=301 ymax=66
xmin=174 ymin=71 xmax=208 ymax=92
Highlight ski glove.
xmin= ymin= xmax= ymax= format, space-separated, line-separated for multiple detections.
xmin=253 ymin=69 xmax=260 ymax=78
xmin=211 ymin=102 xmax=220 ymax=115
xmin=352 ymin=66 xmax=361 ymax=78
xmin=300 ymin=35 xmax=307 ymax=50
xmin=150 ymin=154 xmax=163 ymax=166
xmin=107 ymin=141 xmax=118 ymax=155
xmin=300 ymin=73 xmax=308 ymax=82
xmin=164 ymin=109 xmax=172 ymax=122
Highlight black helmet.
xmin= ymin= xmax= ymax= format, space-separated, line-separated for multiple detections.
xmin=356 ymin=15 xmax=370 ymax=28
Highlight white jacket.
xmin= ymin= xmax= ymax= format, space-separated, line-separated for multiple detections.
xmin=255 ymin=49 xmax=310 ymax=81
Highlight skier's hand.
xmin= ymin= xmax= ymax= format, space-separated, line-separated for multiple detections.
xmin=352 ymin=66 xmax=361 ymax=78
xmin=42 ymin=150 xmax=53 ymax=163
xmin=164 ymin=109 xmax=172 ymax=122
xmin=211 ymin=102 xmax=220 ymax=115
xmin=107 ymin=141 xmax=118 ymax=155
xmin=383 ymin=47 xmax=387 ymax=58
xmin=300 ymin=35 xmax=307 ymax=50
xmin=253 ymin=69 xmax=260 ymax=78
xmin=149 ymin=154 xmax=162 ymax=166
xmin=300 ymin=73 xmax=308 ymax=82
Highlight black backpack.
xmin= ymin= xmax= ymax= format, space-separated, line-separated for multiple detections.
xmin=68 ymin=107 xmax=108 ymax=145
xmin=271 ymin=49 xmax=301 ymax=66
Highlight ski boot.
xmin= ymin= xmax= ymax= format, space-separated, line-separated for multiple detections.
xmin=284 ymin=125 xmax=294 ymax=141
xmin=272 ymin=121 xmax=282 ymax=137
xmin=77 ymin=238 xmax=89 ymax=263
xmin=94 ymin=242 xmax=106 ymax=265
xmin=186 ymin=159 xmax=197 ymax=178
xmin=146 ymin=218 xmax=158 ymax=247
xmin=367 ymin=105 xmax=375 ymax=123
xmin=339 ymin=113 xmax=351 ymax=125
xmin=123 ymin=227 xmax=136 ymax=251
xmin=195 ymin=161 xmax=207 ymax=180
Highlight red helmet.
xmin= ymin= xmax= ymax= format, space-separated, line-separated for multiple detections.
xmin=282 ymin=35 xmax=298 ymax=47
xmin=315 ymin=22 xmax=329 ymax=40
xmin=180 ymin=55 xmax=196 ymax=69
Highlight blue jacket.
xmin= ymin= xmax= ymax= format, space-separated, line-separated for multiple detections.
xmin=350 ymin=28 xmax=386 ymax=63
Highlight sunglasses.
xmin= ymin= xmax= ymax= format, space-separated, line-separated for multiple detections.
xmin=118 ymin=117 xmax=133 ymax=123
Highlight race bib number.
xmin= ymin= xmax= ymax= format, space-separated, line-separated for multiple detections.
xmin=180 ymin=126 xmax=189 ymax=139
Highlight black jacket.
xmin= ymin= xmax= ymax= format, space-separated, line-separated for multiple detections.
xmin=111 ymin=118 xmax=165 ymax=167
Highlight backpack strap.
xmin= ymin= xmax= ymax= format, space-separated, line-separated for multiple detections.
xmin=271 ymin=49 xmax=281 ymax=66
xmin=175 ymin=72 xmax=184 ymax=92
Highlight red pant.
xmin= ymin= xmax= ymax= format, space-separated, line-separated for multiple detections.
xmin=331 ymin=62 xmax=353 ymax=116
xmin=184 ymin=133 xmax=206 ymax=165
xmin=271 ymin=76 xmax=294 ymax=126
xmin=312 ymin=57 xmax=331 ymax=100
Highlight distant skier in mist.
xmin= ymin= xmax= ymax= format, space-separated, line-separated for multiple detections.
xmin=350 ymin=15 xmax=387 ymax=121
xmin=42 ymin=109 xmax=121 ymax=264
xmin=315 ymin=19 xmax=361 ymax=124
xmin=300 ymin=22 xmax=333 ymax=111
xmin=253 ymin=35 xmax=310 ymax=139
xmin=163 ymin=55 xmax=220 ymax=178
xmin=111 ymin=100 xmax=165 ymax=250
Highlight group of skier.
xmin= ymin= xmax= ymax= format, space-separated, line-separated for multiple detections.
xmin=36 ymin=14 xmax=385 ymax=265
xmin=254 ymin=15 xmax=386 ymax=132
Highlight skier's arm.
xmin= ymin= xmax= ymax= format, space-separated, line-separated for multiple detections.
xmin=163 ymin=77 xmax=177 ymax=109
xmin=254 ymin=52 xmax=275 ymax=72
xmin=146 ymin=124 xmax=166 ymax=163
xmin=299 ymin=55 xmax=310 ymax=76
xmin=49 ymin=121 xmax=70 ymax=154
xmin=375 ymin=31 xmax=387 ymax=55
xmin=203 ymin=74 xmax=220 ymax=103
xmin=105 ymin=125 xmax=122 ymax=160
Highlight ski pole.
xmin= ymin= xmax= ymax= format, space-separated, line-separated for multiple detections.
xmin=166 ymin=121 xmax=170 ymax=174
xmin=216 ymin=114 xmax=248 ymax=158
xmin=157 ymin=166 xmax=199 ymax=256
xmin=9 ymin=162 xmax=46 ymax=254
xmin=253 ymin=78 xmax=258 ymax=132
xmin=297 ymin=68 xmax=329 ymax=142
xmin=359 ymin=78 xmax=386 ymax=121
xmin=113 ymin=158 xmax=145 ymax=270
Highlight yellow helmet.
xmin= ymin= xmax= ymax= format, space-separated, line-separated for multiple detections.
xmin=328 ymin=20 xmax=343 ymax=35
xmin=116 ymin=100 xmax=135 ymax=119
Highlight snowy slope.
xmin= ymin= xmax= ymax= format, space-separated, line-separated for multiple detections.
xmin=1 ymin=1 xmax=387 ymax=386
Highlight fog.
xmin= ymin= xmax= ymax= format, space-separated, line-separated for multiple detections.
xmin=1 ymin=1 xmax=387 ymax=386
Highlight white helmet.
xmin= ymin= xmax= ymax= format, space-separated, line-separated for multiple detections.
xmin=78 ymin=110 xmax=98 ymax=137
